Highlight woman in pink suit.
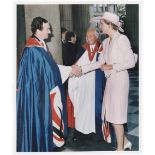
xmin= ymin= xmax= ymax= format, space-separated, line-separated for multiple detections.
xmin=81 ymin=12 xmax=136 ymax=151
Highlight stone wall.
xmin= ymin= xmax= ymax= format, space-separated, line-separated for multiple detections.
xmin=24 ymin=5 xmax=63 ymax=64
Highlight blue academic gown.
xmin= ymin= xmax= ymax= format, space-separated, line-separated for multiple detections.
xmin=16 ymin=38 xmax=67 ymax=152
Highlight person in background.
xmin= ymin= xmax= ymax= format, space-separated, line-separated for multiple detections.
xmin=63 ymin=31 xmax=78 ymax=66
xmin=61 ymin=27 xmax=68 ymax=44
xmin=61 ymin=27 xmax=68 ymax=65
xmin=62 ymin=31 xmax=78 ymax=95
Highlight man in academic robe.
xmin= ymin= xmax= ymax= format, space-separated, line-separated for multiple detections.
xmin=16 ymin=16 xmax=81 ymax=152
xmin=68 ymin=28 xmax=106 ymax=141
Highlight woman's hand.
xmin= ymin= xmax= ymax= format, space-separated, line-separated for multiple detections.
xmin=70 ymin=65 xmax=82 ymax=77
xmin=101 ymin=64 xmax=113 ymax=71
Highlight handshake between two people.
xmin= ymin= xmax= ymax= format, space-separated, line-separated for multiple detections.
xmin=70 ymin=64 xmax=113 ymax=78
xmin=70 ymin=65 xmax=82 ymax=77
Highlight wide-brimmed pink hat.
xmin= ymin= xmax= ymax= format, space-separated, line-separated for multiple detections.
xmin=90 ymin=12 xmax=124 ymax=32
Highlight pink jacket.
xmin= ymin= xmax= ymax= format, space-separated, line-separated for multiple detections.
xmin=81 ymin=31 xmax=136 ymax=75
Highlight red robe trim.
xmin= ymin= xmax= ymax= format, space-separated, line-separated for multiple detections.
xmin=26 ymin=37 xmax=44 ymax=47
xmin=82 ymin=40 xmax=103 ymax=62
xmin=67 ymin=94 xmax=75 ymax=128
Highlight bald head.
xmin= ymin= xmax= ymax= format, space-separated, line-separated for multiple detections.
xmin=86 ymin=28 xmax=98 ymax=45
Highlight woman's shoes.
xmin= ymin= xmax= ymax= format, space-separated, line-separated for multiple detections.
xmin=124 ymin=141 xmax=132 ymax=150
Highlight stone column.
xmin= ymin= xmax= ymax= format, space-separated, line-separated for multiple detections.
xmin=72 ymin=4 xmax=90 ymax=45
xmin=125 ymin=4 xmax=139 ymax=71
xmin=17 ymin=5 xmax=26 ymax=68
xmin=24 ymin=5 xmax=62 ymax=64
xmin=125 ymin=4 xmax=139 ymax=52
xmin=59 ymin=5 xmax=73 ymax=31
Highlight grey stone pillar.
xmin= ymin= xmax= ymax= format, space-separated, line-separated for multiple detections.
xmin=125 ymin=4 xmax=139 ymax=52
xmin=17 ymin=5 xmax=26 ymax=68
xmin=125 ymin=4 xmax=139 ymax=71
xmin=24 ymin=5 xmax=62 ymax=64
xmin=59 ymin=5 xmax=73 ymax=31
xmin=72 ymin=4 xmax=90 ymax=45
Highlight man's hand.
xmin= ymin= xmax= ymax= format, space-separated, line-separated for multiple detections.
xmin=101 ymin=64 xmax=113 ymax=71
xmin=70 ymin=65 xmax=82 ymax=77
